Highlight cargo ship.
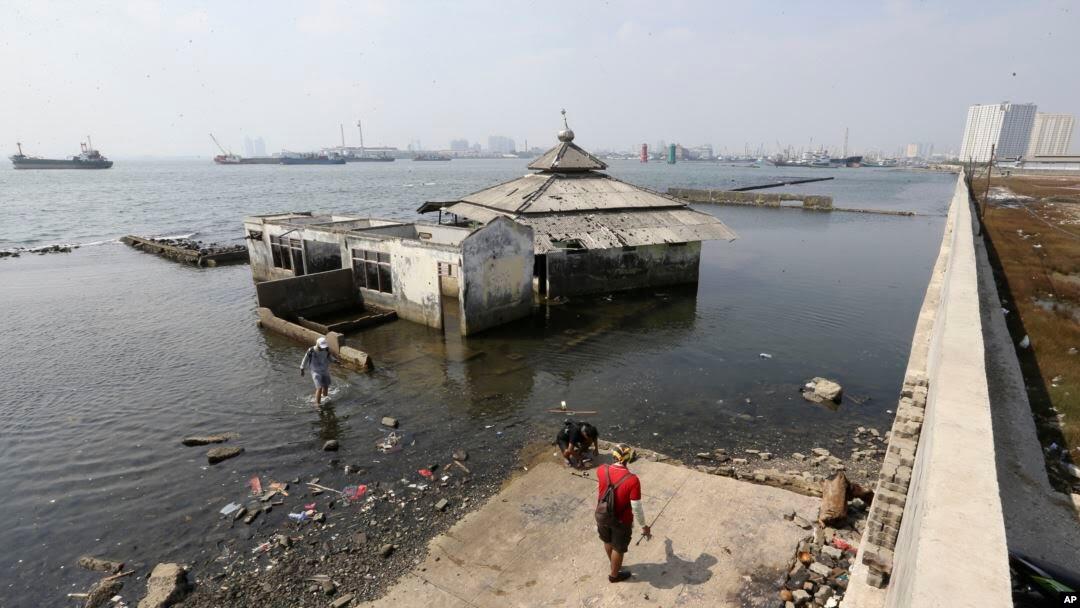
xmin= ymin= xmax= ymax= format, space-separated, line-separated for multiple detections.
xmin=280 ymin=152 xmax=346 ymax=165
xmin=213 ymin=153 xmax=281 ymax=165
xmin=10 ymin=139 xmax=113 ymax=170
xmin=345 ymin=153 xmax=394 ymax=162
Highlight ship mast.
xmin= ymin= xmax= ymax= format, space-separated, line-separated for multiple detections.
xmin=16 ymin=142 xmax=23 ymax=156
xmin=357 ymin=119 xmax=365 ymax=155
xmin=340 ymin=124 xmax=345 ymax=148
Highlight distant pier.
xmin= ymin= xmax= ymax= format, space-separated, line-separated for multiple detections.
xmin=667 ymin=187 xmax=916 ymax=216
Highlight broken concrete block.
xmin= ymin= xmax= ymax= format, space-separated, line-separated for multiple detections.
xmin=137 ymin=563 xmax=190 ymax=608
xmin=434 ymin=498 xmax=449 ymax=511
xmin=76 ymin=555 xmax=124 ymax=573
xmin=330 ymin=594 xmax=355 ymax=608
xmin=381 ymin=417 xmax=399 ymax=428
xmin=206 ymin=446 xmax=243 ymax=465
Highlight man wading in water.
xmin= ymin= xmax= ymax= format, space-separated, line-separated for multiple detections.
xmin=300 ymin=336 xmax=335 ymax=406
xmin=595 ymin=443 xmax=651 ymax=583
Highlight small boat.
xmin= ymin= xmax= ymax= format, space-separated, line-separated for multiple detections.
xmin=10 ymin=139 xmax=113 ymax=170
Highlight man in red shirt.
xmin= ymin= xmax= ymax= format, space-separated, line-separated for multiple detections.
xmin=595 ymin=443 xmax=652 ymax=583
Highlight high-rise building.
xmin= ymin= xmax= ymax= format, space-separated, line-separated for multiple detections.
xmin=253 ymin=137 xmax=266 ymax=157
xmin=487 ymin=135 xmax=516 ymax=154
xmin=1026 ymin=113 xmax=1075 ymax=157
xmin=449 ymin=139 xmax=470 ymax=152
xmin=904 ymin=143 xmax=920 ymax=158
xmin=959 ymin=102 xmax=1038 ymax=162
xmin=243 ymin=136 xmax=255 ymax=158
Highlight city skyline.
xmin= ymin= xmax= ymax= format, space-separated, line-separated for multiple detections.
xmin=3 ymin=1 xmax=1079 ymax=157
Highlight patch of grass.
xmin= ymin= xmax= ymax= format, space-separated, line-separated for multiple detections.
xmin=976 ymin=174 xmax=1080 ymax=488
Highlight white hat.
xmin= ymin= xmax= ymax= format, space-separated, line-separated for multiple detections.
xmin=316 ymin=337 xmax=328 ymax=349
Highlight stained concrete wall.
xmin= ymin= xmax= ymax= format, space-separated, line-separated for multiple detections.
xmin=545 ymin=242 xmax=701 ymax=298
xmin=844 ymin=174 xmax=1011 ymax=608
xmin=459 ymin=217 xmax=534 ymax=335
xmin=254 ymin=268 xmax=357 ymax=319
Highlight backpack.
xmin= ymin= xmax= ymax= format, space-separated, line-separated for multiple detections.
xmin=594 ymin=465 xmax=630 ymax=527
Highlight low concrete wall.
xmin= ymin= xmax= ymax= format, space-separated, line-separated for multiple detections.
xmin=254 ymin=268 xmax=357 ymax=319
xmin=667 ymin=187 xmax=834 ymax=209
xmin=844 ymin=173 xmax=1011 ymax=607
xmin=256 ymin=308 xmax=370 ymax=371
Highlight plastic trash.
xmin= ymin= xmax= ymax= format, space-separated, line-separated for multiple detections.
xmin=288 ymin=512 xmax=309 ymax=523
xmin=249 ymin=476 xmax=262 ymax=495
xmin=220 ymin=502 xmax=242 ymax=516
xmin=303 ymin=502 xmax=316 ymax=511
xmin=418 ymin=469 xmax=434 ymax=479
xmin=759 ymin=353 xmax=773 ymax=359
xmin=343 ymin=485 xmax=368 ymax=502
xmin=1019 ymin=335 xmax=1030 ymax=348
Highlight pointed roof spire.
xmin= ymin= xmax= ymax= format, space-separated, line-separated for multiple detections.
xmin=528 ymin=109 xmax=607 ymax=172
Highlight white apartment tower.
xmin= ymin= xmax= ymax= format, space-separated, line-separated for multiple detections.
xmin=959 ymin=102 xmax=1038 ymax=162
xmin=1026 ymin=113 xmax=1075 ymax=157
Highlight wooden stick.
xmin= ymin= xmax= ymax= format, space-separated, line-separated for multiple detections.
xmin=546 ymin=409 xmax=598 ymax=415
xmin=453 ymin=460 xmax=471 ymax=474
xmin=307 ymin=482 xmax=345 ymax=495
xmin=102 ymin=570 xmax=135 ymax=582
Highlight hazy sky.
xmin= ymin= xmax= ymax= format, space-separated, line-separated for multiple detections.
xmin=3 ymin=0 xmax=1078 ymax=157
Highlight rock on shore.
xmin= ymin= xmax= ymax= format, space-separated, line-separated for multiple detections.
xmin=801 ymin=377 xmax=843 ymax=405
xmin=207 ymin=446 xmax=243 ymax=465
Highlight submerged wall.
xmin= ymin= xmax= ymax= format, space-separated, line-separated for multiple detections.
xmin=667 ymin=187 xmax=834 ymax=209
xmin=254 ymin=268 xmax=356 ymax=319
xmin=545 ymin=242 xmax=701 ymax=298
xmin=844 ymin=174 xmax=1011 ymax=607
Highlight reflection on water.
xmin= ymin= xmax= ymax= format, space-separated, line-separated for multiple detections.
xmin=0 ymin=160 xmax=954 ymax=605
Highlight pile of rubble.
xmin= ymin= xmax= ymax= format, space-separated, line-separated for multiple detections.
xmin=0 ymin=243 xmax=77 ymax=259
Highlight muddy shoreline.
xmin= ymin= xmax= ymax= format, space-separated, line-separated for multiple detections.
xmin=96 ymin=425 xmax=883 ymax=607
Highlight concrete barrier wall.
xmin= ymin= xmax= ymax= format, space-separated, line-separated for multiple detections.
xmin=844 ymin=174 xmax=1011 ymax=607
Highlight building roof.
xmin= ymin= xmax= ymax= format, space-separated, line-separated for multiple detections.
xmin=418 ymin=125 xmax=737 ymax=253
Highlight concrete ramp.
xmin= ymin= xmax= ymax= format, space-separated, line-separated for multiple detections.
xmin=366 ymin=460 xmax=818 ymax=607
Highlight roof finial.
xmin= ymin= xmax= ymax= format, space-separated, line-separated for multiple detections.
xmin=557 ymin=108 xmax=575 ymax=143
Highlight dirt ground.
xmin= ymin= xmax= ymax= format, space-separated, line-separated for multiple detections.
xmin=974 ymin=173 xmax=1080 ymax=490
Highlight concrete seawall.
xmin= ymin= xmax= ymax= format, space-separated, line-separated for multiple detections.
xmin=844 ymin=174 xmax=1012 ymax=607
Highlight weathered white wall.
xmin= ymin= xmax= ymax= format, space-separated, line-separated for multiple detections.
xmin=345 ymin=233 xmax=459 ymax=329
xmin=459 ymin=217 xmax=534 ymax=335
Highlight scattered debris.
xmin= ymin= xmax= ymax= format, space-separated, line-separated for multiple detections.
xmin=452 ymin=449 xmax=468 ymax=462
xmin=434 ymin=498 xmax=449 ymax=511
xmin=759 ymin=353 xmax=773 ymax=359
xmin=1019 ymin=335 xmax=1030 ymax=349
xmin=380 ymin=416 xmax=399 ymax=429
xmin=819 ymin=473 xmax=849 ymax=525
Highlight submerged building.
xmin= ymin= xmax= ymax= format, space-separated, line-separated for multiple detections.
xmin=243 ymin=213 xmax=534 ymax=336
xmin=243 ymin=123 xmax=736 ymax=336
xmin=419 ymin=126 xmax=736 ymax=298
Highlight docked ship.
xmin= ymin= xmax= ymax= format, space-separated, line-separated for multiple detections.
xmin=413 ymin=152 xmax=451 ymax=161
xmin=280 ymin=152 xmax=346 ymax=165
xmin=210 ymin=133 xmax=281 ymax=165
xmin=10 ymin=139 xmax=113 ymax=170
xmin=345 ymin=153 xmax=394 ymax=162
